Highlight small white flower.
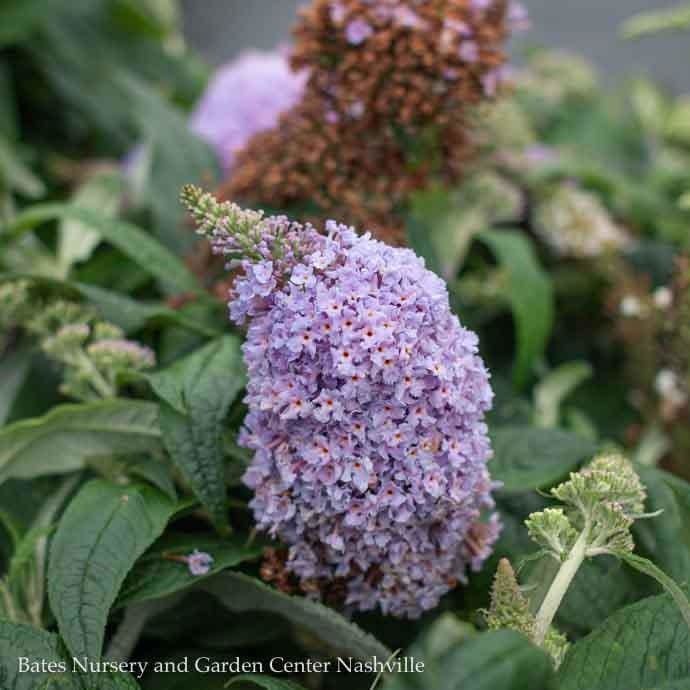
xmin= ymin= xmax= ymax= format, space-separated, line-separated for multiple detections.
xmin=620 ymin=295 xmax=642 ymax=317
xmin=653 ymin=286 xmax=673 ymax=310
xmin=655 ymin=368 xmax=688 ymax=407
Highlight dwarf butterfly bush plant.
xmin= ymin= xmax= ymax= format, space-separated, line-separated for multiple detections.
xmin=5 ymin=2 xmax=690 ymax=689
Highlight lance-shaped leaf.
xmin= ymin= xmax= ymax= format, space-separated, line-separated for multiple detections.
xmin=0 ymin=400 xmax=161 ymax=486
xmin=0 ymin=272 xmax=218 ymax=335
xmin=202 ymin=571 xmax=391 ymax=662
xmin=490 ymin=426 xmax=597 ymax=491
xmin=148 ymin=336 xmax=245 ymax=532
xmin=3 ymin=204 xmax=199 ymax=295
xmin=478 ymin=230 xmax=554 ymax=388
xmin=116 ymin=532 xmax=263 ymax=606
xmin=48 ymin=480 xmax=175 ymax=661
xmin=0 ymin=345 xmax=31 ymax=425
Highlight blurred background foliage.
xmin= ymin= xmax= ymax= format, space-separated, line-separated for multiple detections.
xmin=0 ymin=0 xmax=219 ymax=251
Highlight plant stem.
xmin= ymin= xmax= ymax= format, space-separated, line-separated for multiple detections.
xmin=0 ymin=581 xmax=20 ymax=622
xmin=533 ymin=527 xmax=589 ymax=645
xmin=75 ymin=349 xmax=116 ymax=399
xmin=105 ymin=597 xmax=182 ymax=662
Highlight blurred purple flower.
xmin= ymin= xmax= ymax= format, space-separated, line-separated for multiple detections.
xmin=189 ymin=49 xmax=307 ymax=172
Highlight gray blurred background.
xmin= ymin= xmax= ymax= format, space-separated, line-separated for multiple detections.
xmin=180 ymin=0 xmax=690 ymax=92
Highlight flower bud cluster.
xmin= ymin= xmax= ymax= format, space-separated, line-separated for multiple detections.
xmin=1 ymin=283 xmax=155 ymax=401
xmin=486 ymin=452 xmax=664 ymax=668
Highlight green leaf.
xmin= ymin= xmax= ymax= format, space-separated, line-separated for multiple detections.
xmin=408 ymin=180 xmax=522 ymax=281
xmin=406 ymin=213 xmax=443 ymax=278
xmin=148 ymin=336 xmax=246 ymax=530
xmin=71 ymin=282 xmax=217 ymax=335
xmin=202 ymin=572 xmax=391 ymax=662
xmin=126 ymin=456 xmax=177 ymax=500
xmin=0 ymin=133 xmax=45 ymax=198
xmin=635 ymin=467 xmax=690 ymax=584
xmin=0 ymin=0 xmax=60 ymax=47
xmin=117 ymin=532 xmax=263 ymax=606
xmin=0 ymin=621 xmax=69 ymax=690
xmin=117 ymin=73 xmax=219 ymax=251
xmin=0 ymin=346 xmax=31 ymax=425
xmin=3 ymin=204 xmax=199 ymax=294
xmin=621 ymin=3 xmax=690 ymax=38
xmin=380 ymin=613 xmax=475 ymax=690
xmin=490 ymin=426 xmax=597 ymax=491
xmin=558 ymin=594 xmax=690 ymax=690
xmin=533 ymin=361 xmax=592 ymax=428
xmin=48 ymin=479 xmax=175 ymax=661
xmin=0 ymin=400 xmax=161 ymax=486
xmin=478 ymin=230 xmax=554 ymax=388
xmin=616 ymin=552 xmax=690 ymax=631
xmin=7 ymin=524 xmax=53 ymax=586
xmin=227 ymin=676 xmax=308 ymax=690
xmin=651 ymin=681 xmax=690 ymax=690
xmin=384 ymin=629 xmax=555 ymax=690
xmin=57 ymin=170 xmax=123 ymax=275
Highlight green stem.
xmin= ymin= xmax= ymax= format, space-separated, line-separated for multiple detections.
xmin=0 ymin=580 xmax=20 ymax=622
xmin=534 ymin=527 xmax=589 ymax=645
xmin=105 ymin=597 xmax=181 ymax=662
xmin=74 ymin=349 xmax=116 ymax=398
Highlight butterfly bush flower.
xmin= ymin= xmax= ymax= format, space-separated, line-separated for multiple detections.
xmin=187 ymin=550 xmax=214 ymax=576
xmin=189 ymin=50 xmax=307 ymax=172
xmin=183 ymin=186 xmax=498 ymax=618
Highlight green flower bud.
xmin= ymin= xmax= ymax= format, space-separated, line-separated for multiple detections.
xmin=525 ymin=508 xmax=578 ymax=561
xmin=92 ymin=322 xmax=125 ymax=341
xmin=551 ymin=452 xmax=647 ymax=525
xmin=0 ymin=280 xmax=32 ymax=328
xmin=518 ymin=51 xmax=598 ymax=107
xmin=485 ymin=558 xmax=535 ymax=638
xmin=86 ymin=339 xmax=155 ymax=371
xmin=27 ymin=300 xmax=94 ymax=337
xmin=42 ymin=323 xmax=91 ymax=360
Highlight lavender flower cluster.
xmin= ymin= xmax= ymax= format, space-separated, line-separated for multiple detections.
xmin=189 ymin=50 xmax=306 ymax=172
xmin=202 ymin=202 xmax=497 ymax=617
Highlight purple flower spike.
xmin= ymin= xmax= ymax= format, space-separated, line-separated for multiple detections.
xmin=182 ymin=187 xmax=500 ymax=618
xmin=232 ymin=219 xmax=497 ymax=618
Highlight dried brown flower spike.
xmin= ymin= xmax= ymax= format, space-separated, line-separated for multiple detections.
xmin=220 ymin=0 xmax=523 ymax=244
